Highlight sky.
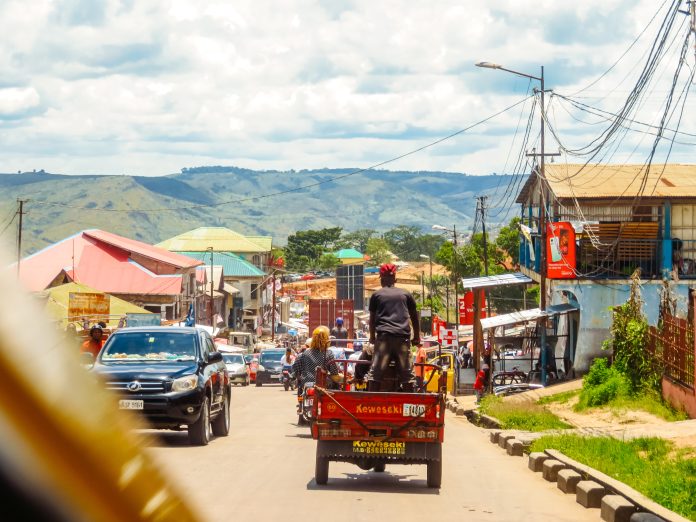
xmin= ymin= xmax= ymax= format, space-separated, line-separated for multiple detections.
xmin=0 ymin=0 xmax=693 ymax=177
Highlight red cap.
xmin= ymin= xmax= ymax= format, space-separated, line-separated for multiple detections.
xmin=379 ymin=263 xmax=397 ymax=276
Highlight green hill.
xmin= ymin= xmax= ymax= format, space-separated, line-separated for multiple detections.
xmin=0 ymin=167 xmax=518 ymax=254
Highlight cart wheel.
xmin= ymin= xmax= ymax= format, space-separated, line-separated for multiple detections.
xmin=297 ymin=414 xmax=306 ymax=426
xmin=373 ymin=461 xmax=386 ymax=473
xmin=426 ymin=460 xmax=442 ymax=488
xmin=315 ymin=456 xmax=329 ymax=485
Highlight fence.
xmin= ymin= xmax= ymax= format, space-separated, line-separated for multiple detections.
xmin=648 ymin=312 xmax=694 ymax=389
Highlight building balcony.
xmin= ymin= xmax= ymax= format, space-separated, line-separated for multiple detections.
xmin=520 ymin=236 xmax=696 ymax=281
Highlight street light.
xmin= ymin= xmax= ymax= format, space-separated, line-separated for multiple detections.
xmin=419 ymin=254 xmax=433 ymax=304
xmin=476 ymin=60 xmax=550 ymax=384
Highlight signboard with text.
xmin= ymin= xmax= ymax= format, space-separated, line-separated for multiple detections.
xmin=441 ymin=328 xmax=457 ymax=347
xmin=68 ymin=292 xmax=110 ymax=321
xmin=547 ymin=221 xmax=577 ymax=279
xmin=459 ymin=291 xmax=486 ymax=325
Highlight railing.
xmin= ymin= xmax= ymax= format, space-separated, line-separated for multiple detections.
xmin=674 ymin=239 xmax=696 ymax=279
xmin=576 ymin=238 xmax=660 ymax=279
xmin=647 ymin=312 xmax=694 ymax=390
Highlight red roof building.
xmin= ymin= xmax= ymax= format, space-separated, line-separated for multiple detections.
xmin=17 ymin=230 xmax=203 ymax=320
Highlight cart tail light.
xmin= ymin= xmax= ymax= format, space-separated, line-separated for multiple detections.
xmin=307 ymin=387 xmax=315 ymax=396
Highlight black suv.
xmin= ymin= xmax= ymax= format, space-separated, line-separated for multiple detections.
xmin=255 ymin=349 xmax=286 ymax=386
xmin=90 ymin=327 xmax=230 ymax=446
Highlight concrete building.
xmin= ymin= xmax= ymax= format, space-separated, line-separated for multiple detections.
xmin=516 ymin=163 xmax=696 ymax=373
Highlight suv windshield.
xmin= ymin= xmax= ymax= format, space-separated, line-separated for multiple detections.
xmin=101 ymin=332 xmax=197 ymax=362
xmin=259 ymin=351 xmax=284 ymax=365
xmin=223 ymin=354 xmax=245 ymax=365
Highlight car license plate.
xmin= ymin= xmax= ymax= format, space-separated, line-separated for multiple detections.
xmin=119 ymin=400 xmax=144 ymax=410
xmin=271 ymin=374 xmax=280 ymax=379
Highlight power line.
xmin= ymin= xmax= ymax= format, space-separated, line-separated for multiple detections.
xmin=29 ymin=95 xmax=534 ymax=215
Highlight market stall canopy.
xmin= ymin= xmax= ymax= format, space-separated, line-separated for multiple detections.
xmin=41 ymin=282 xmax=152 ymax=327
xmin=480 ymin=304 xmax=579 ymax=331
xmin=460 ymin=272 xmax=532 ymax=290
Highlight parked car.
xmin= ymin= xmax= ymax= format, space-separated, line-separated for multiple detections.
xmin=300 ymin=273 xmax=316 ymax=281
xmin=493 ymin=383 xmax=544 ymax=397
xmin=244 ymin=353 xmax=260 ymax=383
xmin=255 ymin=349 xmax=286 ymax=386
xmin=89 ymin=326 xmax=231 ymax=446
xmin=222 ymin=352 xmax=250 ymax=386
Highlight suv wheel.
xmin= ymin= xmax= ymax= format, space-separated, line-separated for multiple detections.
xmin=212 ymin=392 xmax=230 ymax=437
xmin=188 ymin=397 xmax=211 ymax=446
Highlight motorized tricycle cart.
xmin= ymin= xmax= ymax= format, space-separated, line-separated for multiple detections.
xmin=311 ymin=361 xmax=446 ymax=488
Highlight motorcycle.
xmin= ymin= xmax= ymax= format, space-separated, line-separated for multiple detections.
xmin=282 ymin=366 xmax=295 ymax=391
xmin=297 ymin=381 xmax=315 ymax=426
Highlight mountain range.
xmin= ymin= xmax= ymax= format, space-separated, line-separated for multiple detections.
xmin=0 ymin=166 xmax=520 ymax=255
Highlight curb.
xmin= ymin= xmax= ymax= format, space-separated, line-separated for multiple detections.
xmin=485 ymin=432 xmax=690 ymax=522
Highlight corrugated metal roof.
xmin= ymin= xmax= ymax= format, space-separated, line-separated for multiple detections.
xmin=156 ymin=227 xmax=272 ymax=253
xmin=481 ymin=308 xmax=545 ymax=330
xmin=18 ymin=231 xmax=185 ymax=295
xmin=517 ymin=164 xmax=696 ymax=203
xmin=334 ymin=248 xmax=364 ymax=259
xmin=84 ymin=230 xmax=202 ymax=269
xmin=177 ymin=251 xmax=265 ymax=278
xmin=460 ymin=273 xmax=533 ymax=289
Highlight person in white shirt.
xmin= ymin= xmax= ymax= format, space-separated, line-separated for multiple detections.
xmin=279 ymin=348 xmax=295 ymax=367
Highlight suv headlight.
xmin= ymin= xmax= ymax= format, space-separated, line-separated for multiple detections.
xmin=172 ymin=374 xmax=199 ymax=392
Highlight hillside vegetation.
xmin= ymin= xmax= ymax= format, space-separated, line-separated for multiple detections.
xmin=0 ymin=166 xmax=516 ymax=254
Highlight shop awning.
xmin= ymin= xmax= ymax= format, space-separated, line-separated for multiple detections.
xmin=480 ymin=308 xmax=546 ymax=330
xmin=460 ymin=272 xmax=532 ymax=290
xmin=223 ymin=283 xmax=240 ymax=294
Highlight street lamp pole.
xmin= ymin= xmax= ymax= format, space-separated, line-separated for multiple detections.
xmin=207 ymin=247 xmax=214 ymax=327
xmin=476 ymin=61 xmax=549 ymax=384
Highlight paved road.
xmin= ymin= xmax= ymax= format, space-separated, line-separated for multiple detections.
xmin=144 ymin=385 xmax=598 ymax=522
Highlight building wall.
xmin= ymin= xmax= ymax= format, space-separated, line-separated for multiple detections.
xmin=550 ymin=279 xmax=693 ymax=373
xmin=662 ymin=378 xmax=696 ymax=418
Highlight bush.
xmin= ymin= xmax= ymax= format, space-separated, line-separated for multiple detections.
xmin=576 ymin=358 xmax=630 ymax=410
xmin=479 ymin=396 xmax=571 ymax=432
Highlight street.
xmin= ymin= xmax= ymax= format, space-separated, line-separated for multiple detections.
xmin=145 ymin=385 xmax=598 ymax=522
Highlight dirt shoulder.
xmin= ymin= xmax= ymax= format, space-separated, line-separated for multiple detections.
xmin=503 ymin=379 xmax=696 ymax=450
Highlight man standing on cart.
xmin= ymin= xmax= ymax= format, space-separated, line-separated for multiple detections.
xmin=367 ymin=263 xmax=421 ymax=392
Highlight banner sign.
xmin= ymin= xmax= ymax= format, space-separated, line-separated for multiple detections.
xmin=68 ymin=292 xmax=110 ymax=320
xmin=459 ymin=291 xmax=486 ymax=325
xmin=547 ymin=221 xmax=577 ymax=279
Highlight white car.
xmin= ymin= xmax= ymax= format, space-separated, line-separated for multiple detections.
xmin=222 ymin=352 xmax=250 ymax=386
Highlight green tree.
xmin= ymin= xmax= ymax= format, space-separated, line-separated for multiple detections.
xmin=284 ymin=227 xmax=343 ymax=270
xmin=383 ymin=225 xmax=443 ymax=261
xmin=365 ymin=237 xmax=391 ymax=265
xmin=495 ymin=217 xmax=521 ymax=266
xmin=336 ymin=229 xmax=376 ymax=253
xmin=317 ymin=253 xmax=341 ymax=270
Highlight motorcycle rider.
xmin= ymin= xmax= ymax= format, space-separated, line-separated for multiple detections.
xmin=330 ymin=317 xmax=349 ymax=347
xmin=279 ymin=347 xmax=295 ymax=367
xmin=367 ymin=263 xmax=420 ymax=392
xmin=292 ymin=326 xmax=343 ymax=399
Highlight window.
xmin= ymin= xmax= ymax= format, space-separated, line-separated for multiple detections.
xmin=252 ymin=254 xmax=261 ymax=267
xmin=251 ymin=283 xmax=259 ymax=300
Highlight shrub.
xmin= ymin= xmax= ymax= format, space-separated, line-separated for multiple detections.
xmin=576 ymin=358 xmax=630 ymax=409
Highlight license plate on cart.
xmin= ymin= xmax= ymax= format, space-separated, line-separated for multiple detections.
xmin=271 ymin=374 xmax=280 ymax=379
xmin=119 ymin=400 xmax=144 ymax=410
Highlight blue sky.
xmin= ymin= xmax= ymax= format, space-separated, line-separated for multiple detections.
xmin=0 ymin=0 xmax=693 ymax=176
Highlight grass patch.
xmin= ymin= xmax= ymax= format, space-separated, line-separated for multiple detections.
xmin=574 ymin=359 xmax=688 ymax=422
xmin=538 ymin=389 xmax=580 ymax=405
xmin=479 ymin=396 xmax=571 ymax=432
xmin=530 ymin=434 xmax=696 ymax=520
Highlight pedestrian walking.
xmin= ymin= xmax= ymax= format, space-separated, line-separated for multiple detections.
xmin=473 ymin=368 xmax=486 ymax=404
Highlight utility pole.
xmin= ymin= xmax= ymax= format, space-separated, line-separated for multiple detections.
xmin=271 ymin=270 xmax=277 ymax=341
xmin=453 ymin=224 xmax=458 ymax=329
xmin=479 ymin=195 xmax=493 ymax=318
xmin=208 ymin=248 xmax=214 ymax=327
xmin=16 ymin=199 xmax=27 ymax=278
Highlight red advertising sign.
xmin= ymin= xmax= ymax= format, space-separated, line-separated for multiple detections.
xmin=459 ymin=291 xmax=487 ymax=325
xmin=546 ymin=221 xmax=577 ymax=279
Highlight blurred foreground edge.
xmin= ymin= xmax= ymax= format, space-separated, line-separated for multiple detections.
xmin=0 ymin=249 xmax=198 ymax=521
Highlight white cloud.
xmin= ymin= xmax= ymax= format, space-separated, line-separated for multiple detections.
xmin=0 ymin=0 xmax=692 ymax=176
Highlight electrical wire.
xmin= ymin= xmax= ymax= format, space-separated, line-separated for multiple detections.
xmin=28 ymin=95 xmax=534 ymax=214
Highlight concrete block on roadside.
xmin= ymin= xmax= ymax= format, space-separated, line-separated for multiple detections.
xmin=498 ymin=433 xmax=514 ymax=449
xmin=528 ymin=452 xmax=547 ymax=472
xmin=576 ymin=480 xmax=606 ymax=508
xmin=455 ymin=407 xmax=465 ymax=416
xmin=557 ymin=469 xmax=581 ymax=494
xmin=601 ymin=495 xmax=637 ymax=522
xmin=542 ymin=459 xmax=565 ymax=482
xmin=489 ymin=431 xmax=500 ymax=444
xmin=506 ymin=439 xmax=524 ymax=456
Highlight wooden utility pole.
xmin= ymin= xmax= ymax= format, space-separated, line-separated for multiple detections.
xmin=16 ymin=199 xmax=27 ymax=278
xmin=271 ymin=271 xmax=277 ymax=341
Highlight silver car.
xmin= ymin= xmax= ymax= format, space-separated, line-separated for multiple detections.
xmin=223 ymin=353 xmax=250 ymax=386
